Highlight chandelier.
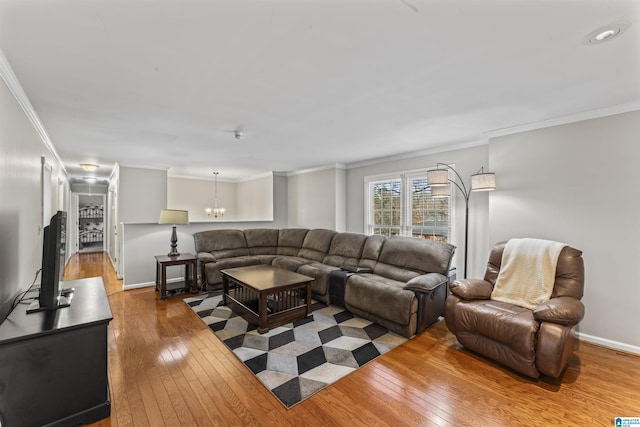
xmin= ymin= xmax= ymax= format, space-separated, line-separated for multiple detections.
xmin=206 ymin=171 xmax=225 ymax=218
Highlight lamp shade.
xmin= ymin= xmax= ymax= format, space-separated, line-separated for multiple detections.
xmin=158 ymin=209 xmax=189 ymax=225
xmin=471 ymin=172 xmax=496 ymax=191
xmin=426 ymin=169 xmax=449 ymax=186
xmin=430 ymin=185 xmax=451 ymax=198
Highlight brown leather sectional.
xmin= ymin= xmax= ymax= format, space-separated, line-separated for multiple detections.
xmin=193 ymin=228 xmax=456 ymax=337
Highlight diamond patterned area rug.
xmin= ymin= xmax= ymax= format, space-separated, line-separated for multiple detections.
xmin=184 ymin=293 xmax=408 ymax=408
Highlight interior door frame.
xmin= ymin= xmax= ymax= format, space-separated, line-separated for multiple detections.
xmin=76 ymin=193 xmax=107 ymax=253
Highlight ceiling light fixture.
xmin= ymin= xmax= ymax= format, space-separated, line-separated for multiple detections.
xmin=582 ymin=21 xmax=630 ymax=45
xmin=205 ymin=172 xmax=225 ymax=218
xmin=79 ymin=163 xmax=100 ymax=171
xmin=84 ymin=177 xmax=97 ymax=184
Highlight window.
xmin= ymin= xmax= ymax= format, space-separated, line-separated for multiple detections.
xmin=365 ymin=170 xmax=453 ymax=242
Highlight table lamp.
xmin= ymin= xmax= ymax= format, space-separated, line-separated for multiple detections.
xmin=158 ymin=209 xmax=189 ymax=257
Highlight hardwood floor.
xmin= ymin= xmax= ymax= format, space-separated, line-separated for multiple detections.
xmin=66 ymin=252 xmax=640 ymax=426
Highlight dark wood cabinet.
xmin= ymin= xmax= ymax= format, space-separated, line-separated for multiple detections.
xmin=0 ymin=277 xmax=113 ymax=427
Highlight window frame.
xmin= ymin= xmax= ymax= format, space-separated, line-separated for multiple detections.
xmin=364 ymin=168 xmax=455 ymax=243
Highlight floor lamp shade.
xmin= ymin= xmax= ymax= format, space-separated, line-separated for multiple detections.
xmin=471 ymin=172 xmax=496 ymax=191
xmin=425 ymin=163 xmax=496 ymax=279
xmin=158 ymin=209 xmax=189 ymax=257
xmin=430 ymin=185 xmax=451 ymax=198
xmin=426 ymin=169 xmax=449 ymax=186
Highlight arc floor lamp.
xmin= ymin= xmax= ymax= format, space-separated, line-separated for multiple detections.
xmin=427 ymin=163 xmax=496 ymax=278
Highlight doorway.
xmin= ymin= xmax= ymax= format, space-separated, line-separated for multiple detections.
xmin=78 ymin=194 xmax=105 ymax=253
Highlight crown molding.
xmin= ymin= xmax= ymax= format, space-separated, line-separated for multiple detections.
xmin=287 ymin=163 xmax=346 ymax=177
xmin=485 ymin=101 xmax=640 ymax=139
xmin=236 ymin=171 xmax=277 ymax=182
xmin=168 ymin=171 xmax=275 ymax=183
xmin=0 ymin=49 xmax=68 ymax=178
xmin=117 ymin=163 xmax=171 ymax=172
xmin=345 ymin=139 xmax=488 ymax=170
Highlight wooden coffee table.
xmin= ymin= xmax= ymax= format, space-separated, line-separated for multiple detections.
xmin=221 ymin=265 xmax=314 ymax=333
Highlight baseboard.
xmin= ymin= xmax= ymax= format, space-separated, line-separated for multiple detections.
xmin=578 ymin=332 xmax=640 ymax=356
xmin=123 ymin=277 xmax=185 ymax=291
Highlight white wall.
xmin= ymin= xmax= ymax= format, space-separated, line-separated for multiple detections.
xmin=345 ymin=144 xmax=491 ymax=278
xmin=0 ymin=58 xmax=69 ymax=320
xmin=335 ymin=167 xmax=346 ymax=232
xmin=71 ymin=183 xmax=108 ymax=194
xmin=119 ymin=166 xmax=167 ymax=223
xmin=168 ymin=176 xmax=237 ymax=222
xmin=168 ymin=174 xmax=273 ymax=222
xmin=287 ymin=166 xmax=346 ymax=231
xmin=489 ymin=110 xmax=640 ymax=351
xmin=237 ymin=174 xmax=273 ymax=221
xmin=122 ymin=174 xmax=289 ymax=287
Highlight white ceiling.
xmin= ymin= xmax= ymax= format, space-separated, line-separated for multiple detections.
xmin=1 ymin=0 xmax=639 ymax=182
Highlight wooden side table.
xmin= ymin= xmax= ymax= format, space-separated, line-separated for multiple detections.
xmin=155 ymin=253 xmax=198 ymax=299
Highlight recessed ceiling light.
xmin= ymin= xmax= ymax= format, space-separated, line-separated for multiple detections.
xmin=583 ymin=21 xmax=631 ymax=45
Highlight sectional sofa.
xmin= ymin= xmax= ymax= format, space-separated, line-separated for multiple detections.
xmin=193 ymin=228 xmax=456 ymax=337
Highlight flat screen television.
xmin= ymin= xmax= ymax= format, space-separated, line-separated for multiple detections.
xmin=27 ymin=210 xmax=72 ymax=313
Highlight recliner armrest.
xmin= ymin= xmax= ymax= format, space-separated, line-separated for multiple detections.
xmin=404 ymin=273 xmax=447 ymax=293
xmin=197 ymin=252 xmax=217 ymax=263
xmin=533 ymin=297 xmax=585 ymax=326
xmin=449 ymin=279 xmax=493 ymax=300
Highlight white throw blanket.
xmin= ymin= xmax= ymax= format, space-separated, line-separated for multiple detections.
xmin=491 ymin=238 xmax=566 ymax=309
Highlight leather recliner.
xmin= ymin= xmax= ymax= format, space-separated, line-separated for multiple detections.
xmin=444 ymin=241 xmax=585 ymax=378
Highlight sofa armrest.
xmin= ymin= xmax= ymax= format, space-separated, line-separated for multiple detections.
xmin=406 ymin=273 xmax=449 ymax=333
xmin=449 ymin=279 xmax=493 ymax=300
xmin=404 ymin=273 xmax=447 ymax=293
xmin=533 ymin=297 xmax=585 ymax=326
xmin=341 ymin=265 xmax=372 ymax=274
xmin=197 ymin=252 xmax=217 ymax=263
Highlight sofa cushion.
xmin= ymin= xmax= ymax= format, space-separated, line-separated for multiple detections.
xmin=276 ymin=229 xmax=309 ymax=256
xmin=345 ymin=273 xmax=417 ymax=326
xmin=452 ymin=299 xmax=538 ymax=356
xmin=323 ymin=232 xmax=368 ymax=267
xmin=375 ymin=236 xmax=455 ymax=278
xmin=244 ymin=228 xmax=279 ymax=255
xmin=194 ymin=229 xmax=249 ymax=259
xmin=202 ymin=256 xmax=261 ymax=286
xmin=298 ymin=229 xmax=337 ymax=262
xmin=373 ymin=264 xmax=422 ymax=283
xmin=194 ymin=230 xmax=226 ymax=253
xmin=297 ymin=262 xmax=341 ymax=301
xmin=271 ymin=256 xmax=314 ymax=272
xmin=358 ymin=234 xmax=386 ymax=270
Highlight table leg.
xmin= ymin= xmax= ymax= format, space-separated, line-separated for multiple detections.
xmin=306 ymin=283 xmax=312 ymax=317
xmin=258 ymin=292 xmax=268 ymax=334
xmin=184 ymin=263 xmax=191 ymax=293
xmin=222 ymin=276 xmax=229 ymax=306
xmin=160 ymin=264 xmax=168 ymax=299
xmin=189 ymin=261 xmax=198 ymax=293
xmin=155 ymin=261 xmax=160 ymax=291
